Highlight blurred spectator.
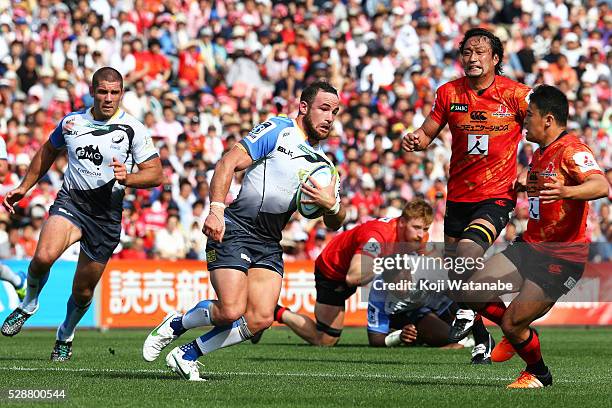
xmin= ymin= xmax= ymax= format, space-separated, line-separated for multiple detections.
xmin=0 ymin=0 xmax=607 ymax=261
xmin=154 ymin=214 xmax=187 ymax=260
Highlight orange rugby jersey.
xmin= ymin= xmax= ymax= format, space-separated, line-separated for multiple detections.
xmin=315 ymin=218 xmax=429 ymax=282
xmin=523 ymin=133 xmax=603 ymax=262
xmin=430 ymin=76 xmax=531 ymax=202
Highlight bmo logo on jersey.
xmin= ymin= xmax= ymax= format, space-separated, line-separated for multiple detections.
xmin=76 ymin=145 xmax=104 ymax=166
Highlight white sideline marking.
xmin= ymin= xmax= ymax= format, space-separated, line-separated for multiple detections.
xmin=0 ymin=366 xmax=594 ymax=384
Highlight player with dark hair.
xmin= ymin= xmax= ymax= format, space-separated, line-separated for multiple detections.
xmin=143 ymin=81 xmax=346 ymax=380
xmin=462 ymin=85 xmax=608 ymax=388
xmin=1 ymin=67 xmax=163 ymax=361
xmin=403 ymin=28 xmax=532 ymax=363
xmin=275 ymin=200 xmax=434 ymax=346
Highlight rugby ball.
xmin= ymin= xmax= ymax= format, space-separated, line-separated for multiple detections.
xmin=296 ymin=164 xmax=334 ymax=219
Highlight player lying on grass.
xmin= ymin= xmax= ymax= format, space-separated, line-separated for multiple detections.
xmin=461 ymin=85 xmax=608 ymax=388
xmin=367 ymin=266 xmax=466 ymax=349
xmin=272 ymin=200 xmax=433 ymax=347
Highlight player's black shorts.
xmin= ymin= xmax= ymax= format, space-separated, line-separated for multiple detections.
xmin=389 ymin=298 xmax=454 ymax=329
xmin=502 ymin=238 xmax=585 ymax=301
xmin=314 ymin=269 xmax=356 ymax=307
xmin=205 ymin=220 xmax=284 ymax=276
xmin=444 ymin=198 xmax=514 ymax=239
xmin=49 ymin=195 xmax=121 ymax=264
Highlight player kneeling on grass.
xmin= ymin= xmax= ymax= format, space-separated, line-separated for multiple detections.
xmin=461 ymin=85 xmax=608 ymax=388
xmin=274 ymin=200 xmax=434 ymax=346
xmin=367 ymin=268 xmax=466 ymax=349
xmin=142 ymin=81 xmax=346 ymax=381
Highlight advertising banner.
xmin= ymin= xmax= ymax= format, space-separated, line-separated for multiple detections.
xmin=99 ymin=260 xmax=611 ymax=329
xmin=0 ymin=260 xmax=95 ymax=328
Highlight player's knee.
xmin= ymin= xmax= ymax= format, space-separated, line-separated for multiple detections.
xmin=214 ymin=306 xmax=246 ymax=325
xmin=458 ymin=223 xmax=495 ymax=256
xmin=72 ymin=289 xmax=94 ymax=304
xmin=32 ymin=249 xmax=57 ymax=269
xmin=500 ymin=313 xmax=527 ymax=342
xmin=246 ymin=315 xmax=273 ymax=334
xmin=315 ymin=320 xmax=342 ymax=345
xmin=317 ymin=335 xmax=339 ymax=347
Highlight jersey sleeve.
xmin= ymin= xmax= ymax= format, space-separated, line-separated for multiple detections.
xmin=239 ymin=117 xmax=287 ymax=161
xmin=131 ymin=121 xmax=159 ymax=163
xmin=49 ymin=119 xmax=66 ymax=149
xmin=513 ymin=84 xmax=532 ymax=124
xmin=355 ymin=231 xmax=386 ymax=258
xmin=561 ymin=143 xmax=603 ymax=184
xmin=0 ymin=137 xmax=7 ymax=160
xmin=429 ymin=83 xmax=449 ymax=126
xmin=367 ymin=284 xmax=390 ymax=334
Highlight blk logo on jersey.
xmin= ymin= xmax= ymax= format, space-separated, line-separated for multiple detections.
xmin=467 ymin=134 xmax=489 ymax=155
xmin=450 ymin=103 xmax=468 ymax=112
xmin=76 ymin=145 xmax=104 ymax=165
xmin=277 ymin=145 xmax=293 ymax=157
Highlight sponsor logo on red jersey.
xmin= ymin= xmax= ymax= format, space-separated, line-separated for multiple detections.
xmin=492 ymin=104 xmax=513 ymax=118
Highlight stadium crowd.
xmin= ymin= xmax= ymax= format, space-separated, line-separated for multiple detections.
xmin=0 ymin=0 xmax=609 ymax=262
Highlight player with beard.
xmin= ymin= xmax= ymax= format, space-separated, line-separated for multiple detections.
xmin=403 ymin=28 xmax=532 ymax=364
xmin=143 ymin=81 xmax=346 ymax=380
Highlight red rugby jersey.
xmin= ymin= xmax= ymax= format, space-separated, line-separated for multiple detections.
xmin=429 ymin=76 xmax=531 ymax=202
xmin=523 ymin=133 xmax=603 ymax=262
xmin=315 ymin=218 xmax=428 ymax=282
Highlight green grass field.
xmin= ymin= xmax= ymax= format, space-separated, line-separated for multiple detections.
xmin=0 ymin=327 xmax=610 ymax=407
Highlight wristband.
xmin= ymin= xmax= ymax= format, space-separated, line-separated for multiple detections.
xmin=326 ymin=200 xmax=340 ymax=215
xmin=210 ymin=201 xmax=226 ymax=209
xmin=384 ymin=330 xmax=402 ymax=347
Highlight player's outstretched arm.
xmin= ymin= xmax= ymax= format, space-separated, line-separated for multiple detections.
xmin=202 ymin=145 xmax=253 ymax=242
xmin=401 ymin=116 xmax=445 ymax=152
xmin=113 ymin=157 xmax=163 ymax=188
xmin=3 ymin=140 xmax=60 ymax=214
xmin=540 ymin=174 xmax=608 ymax=204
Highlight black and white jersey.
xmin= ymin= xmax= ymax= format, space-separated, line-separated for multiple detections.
xmin=49 ymin=108 xmax=158 ymax=223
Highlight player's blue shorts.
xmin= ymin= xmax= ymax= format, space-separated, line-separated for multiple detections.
xmin=49 ymin=191 xmax=121 ymax=264
xmin=205 ymin=220 xmax=284 ymax=276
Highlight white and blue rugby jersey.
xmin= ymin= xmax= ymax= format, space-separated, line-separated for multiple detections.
xmin=367 ymin=275 xmax=451 ymax=334
xmin=49 ymin=108 xmax=158 ymax=223
xmin=228 ymin=115 xmax=335 ymax=241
